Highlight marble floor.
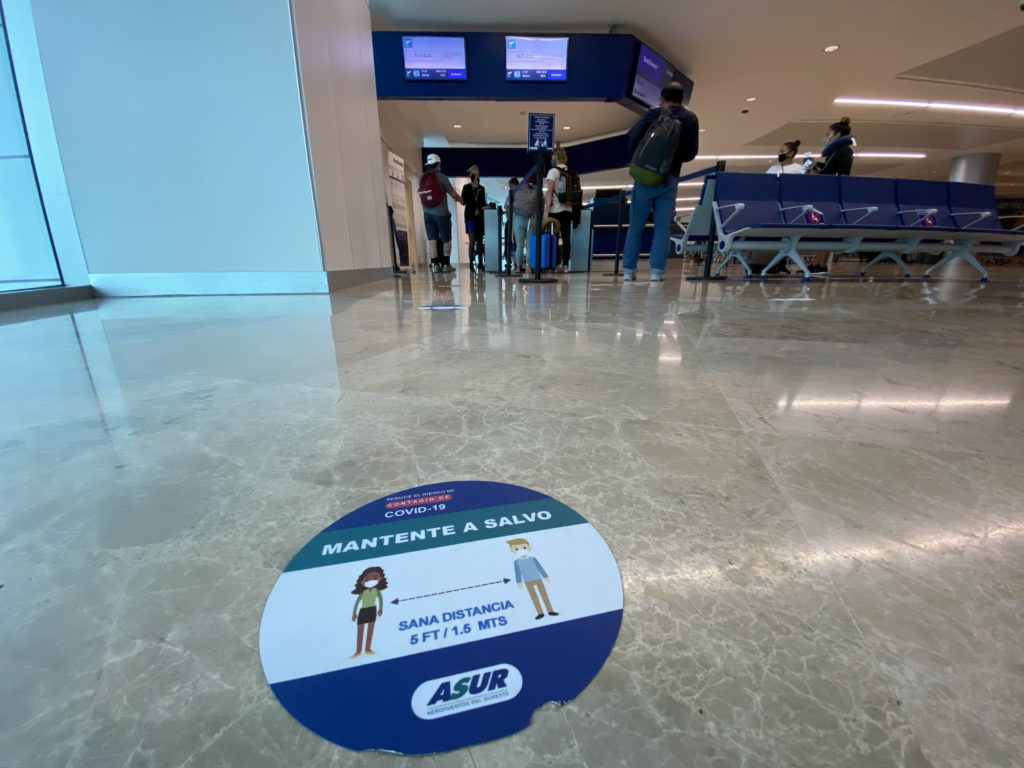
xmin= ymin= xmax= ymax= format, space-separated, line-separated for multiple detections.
xmin=2 ymin=259 xmax=1023 ymax=768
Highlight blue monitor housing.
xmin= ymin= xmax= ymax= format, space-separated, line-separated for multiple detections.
xmin=402 ymin=36 xmax=467 ymax=81
xmin=631 ymin=43 xmax=688 ymax=107
xmin=505 ymin=36 xmax=568 ymax=81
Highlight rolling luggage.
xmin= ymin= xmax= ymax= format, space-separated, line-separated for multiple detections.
xmin=529 ymin=221 xmax=557 ymax=270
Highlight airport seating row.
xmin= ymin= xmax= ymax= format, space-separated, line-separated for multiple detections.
xmin=698 ymin=173 xmax=1024 ymax=281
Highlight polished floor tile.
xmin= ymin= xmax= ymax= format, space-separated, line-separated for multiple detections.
xmin=2 ymin=260 xmax=1023 ymax=767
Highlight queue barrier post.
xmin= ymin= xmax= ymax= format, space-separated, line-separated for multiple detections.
xmin=520 ymin=150 xmax=557 ymax=284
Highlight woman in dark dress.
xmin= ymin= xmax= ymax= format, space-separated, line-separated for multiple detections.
xmin=815 ymin=116 xmax=855 ymax=176
xmin=461 ymin=165 xmax=488 ymax=272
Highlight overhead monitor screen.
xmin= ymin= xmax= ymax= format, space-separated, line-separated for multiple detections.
xmin=505 ymin=36 xmax=568 ymax=81
xmin=402 ymin=36 xmax=467 ymax=80
xmin=631 ymin=44 xmax=679 ymax=108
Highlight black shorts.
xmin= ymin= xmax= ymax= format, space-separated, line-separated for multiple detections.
xmin=357 ymin=606 xmax=377 ymax=625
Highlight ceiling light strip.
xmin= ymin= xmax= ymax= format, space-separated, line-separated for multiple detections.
xmin=836 ymin=97 xmax=1024 ymax=118
xmin=695 ymin=153 xmax=926 ymax=160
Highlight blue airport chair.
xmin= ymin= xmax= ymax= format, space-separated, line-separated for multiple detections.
xmin=896 ymin=179 xmax=958 ymax=229
xmin=713 ymin=173 xmax=813 ymax=280
xmin=840 ymin=178 xmax=914 ymax=277
xmin=779 ymin=174 xmax=843 ymax=226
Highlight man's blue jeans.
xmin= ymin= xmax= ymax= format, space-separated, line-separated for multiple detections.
xmin=621 ymin=175 xmax=679 ymax=276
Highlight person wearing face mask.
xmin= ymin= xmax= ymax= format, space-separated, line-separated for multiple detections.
xmin=813 ymin=117 xmax=856 ymax=176
xmin=350 ymin=566 xmax=389 ymax=659
xmin=766 ymin=140 xmax=805 ymax=175
xmin=460 ymin=165 xmax=488 ymax=272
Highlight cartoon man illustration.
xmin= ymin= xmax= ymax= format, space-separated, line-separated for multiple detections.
xmin=507 ymin=538 xmax=559 ymax=620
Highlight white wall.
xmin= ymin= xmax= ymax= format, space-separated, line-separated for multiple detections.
xmin=377 ymin=101 xmax=424 ymax=178
xmin=291 ymin=0 xmax=389 ymax=274
xmin=27 ymin=0 xmax=322 ymax=277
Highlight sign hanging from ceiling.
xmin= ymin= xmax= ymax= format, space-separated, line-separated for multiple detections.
xmin=259 ymin=481 xmax=623 ymax=755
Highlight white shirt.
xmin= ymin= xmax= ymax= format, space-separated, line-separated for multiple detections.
xmin=766 ymin=162 xmax=804 ymax=176
xmin=546 ymin=165 xmax=568 ymax=214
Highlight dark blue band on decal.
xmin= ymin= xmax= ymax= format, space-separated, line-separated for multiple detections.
xmin=270 ymin=610 xmax=622 ymax=755
xmin=325 ymin=481 xmax=551 ymax=531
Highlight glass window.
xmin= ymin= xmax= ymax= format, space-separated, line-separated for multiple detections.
xmin=0 ymin=10 xmax=61 ymax=292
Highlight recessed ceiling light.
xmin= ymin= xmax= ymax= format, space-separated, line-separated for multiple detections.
xmin=452 ymin=124 xmax=462 ymax=128
xmin=823 ymin=45 xmax=840 ymax=53
xmin=745 ymin=97 xmax=757 ymax=102
xmin=835 ymin=97 xmax=1024 ymax=117
xmin=699 ymin=128 xmax=707 ymax=133
xmin=562 ymin=126 xmax=572 ymax=130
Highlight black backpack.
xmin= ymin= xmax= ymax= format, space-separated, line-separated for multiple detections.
xmin=629 ymin=108 xmax=682 ymax=186
xmin=555 ymin=167 xmax=583 ymax=207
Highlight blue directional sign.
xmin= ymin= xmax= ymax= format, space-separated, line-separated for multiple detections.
xmin=527 ymin=113 xmax=555 ymax=152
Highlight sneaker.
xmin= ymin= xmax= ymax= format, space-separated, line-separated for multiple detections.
xmin=555 ymin=265 xmax=566 ymax=273
xmin=650 ymin=273 xmax=665 ymax=282
xmin=622 ymin=271 xmax=636 ymax=281
xmin=431 ymin=264 xmax=439 ymax=273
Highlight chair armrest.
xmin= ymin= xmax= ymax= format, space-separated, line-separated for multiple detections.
xmin=779 ymin=204 xmax=821 ymax=224
xmin=998 ymin=215 xmax=1024 ymax=231
xmin=715 ymin=202 xmax=746 ymax=229
xmin=950 ymin=211 xmax=992 ymax=228
xmin=840 ymin=205 xmax=878 ymax=225
xmin=897 ymin=208 xmax=938 ymax=226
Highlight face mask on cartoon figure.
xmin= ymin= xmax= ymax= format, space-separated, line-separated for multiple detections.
xmin=363 ymin=579 xmax=379 ymax=588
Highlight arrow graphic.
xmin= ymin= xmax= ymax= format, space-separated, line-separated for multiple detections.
xmin=390 ymin=578 xmax=511 ymax=605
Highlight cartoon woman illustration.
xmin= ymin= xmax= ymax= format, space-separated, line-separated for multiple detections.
xmin=350 ymin=566 xmax=388 ymax=659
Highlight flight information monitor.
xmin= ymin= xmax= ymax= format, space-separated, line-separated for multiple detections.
xmin=402 ymin=36 xmax=467 ymax=81
xmin=631 ymin=44 xmax=679 ymax=108
xmin=505 ymin=36 xmax=568 ymax=81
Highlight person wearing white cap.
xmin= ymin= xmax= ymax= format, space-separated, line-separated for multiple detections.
xmin=418 ymin=153 xmax=463 ymax=272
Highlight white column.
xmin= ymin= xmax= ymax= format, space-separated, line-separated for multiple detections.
xmin=949 ymin=153 xmax=1001 ymax=186
xmin=291 ymin=0 xmax=391 ymax=287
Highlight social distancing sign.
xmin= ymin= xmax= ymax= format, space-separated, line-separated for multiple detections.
xmin=259 ymin=481 xmax=623 ymax=755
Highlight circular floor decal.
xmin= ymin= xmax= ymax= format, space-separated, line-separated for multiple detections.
xmin=259 ymin=481 xmax=623 ymax=755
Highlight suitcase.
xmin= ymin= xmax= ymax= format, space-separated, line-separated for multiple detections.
xmin=529 ymin=220 xmax=558 ymax=270
xmin=528 ymin=233 xmax=556 ymax=270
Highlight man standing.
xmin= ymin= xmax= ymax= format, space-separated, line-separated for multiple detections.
xmin=621 ymin=82 xmax=699 ymax=282
xmin=507 ymin=538 xmax=559 ymax=620
xmin=419 ymin=153 xmax=463 ymax=272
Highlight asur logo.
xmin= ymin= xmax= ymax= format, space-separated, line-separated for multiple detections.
xmin=411 ymin=664 xmax=523 ymax=719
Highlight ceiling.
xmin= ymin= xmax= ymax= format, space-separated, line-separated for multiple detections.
xmin=379 ymin=100 xmax=640 ymax=146
xmin=369 ymin=1 xmax=1024 ymax=193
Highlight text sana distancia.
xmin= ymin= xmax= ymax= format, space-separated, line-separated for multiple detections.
xmin=320 ymin=511 xmax=553 ymax=556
